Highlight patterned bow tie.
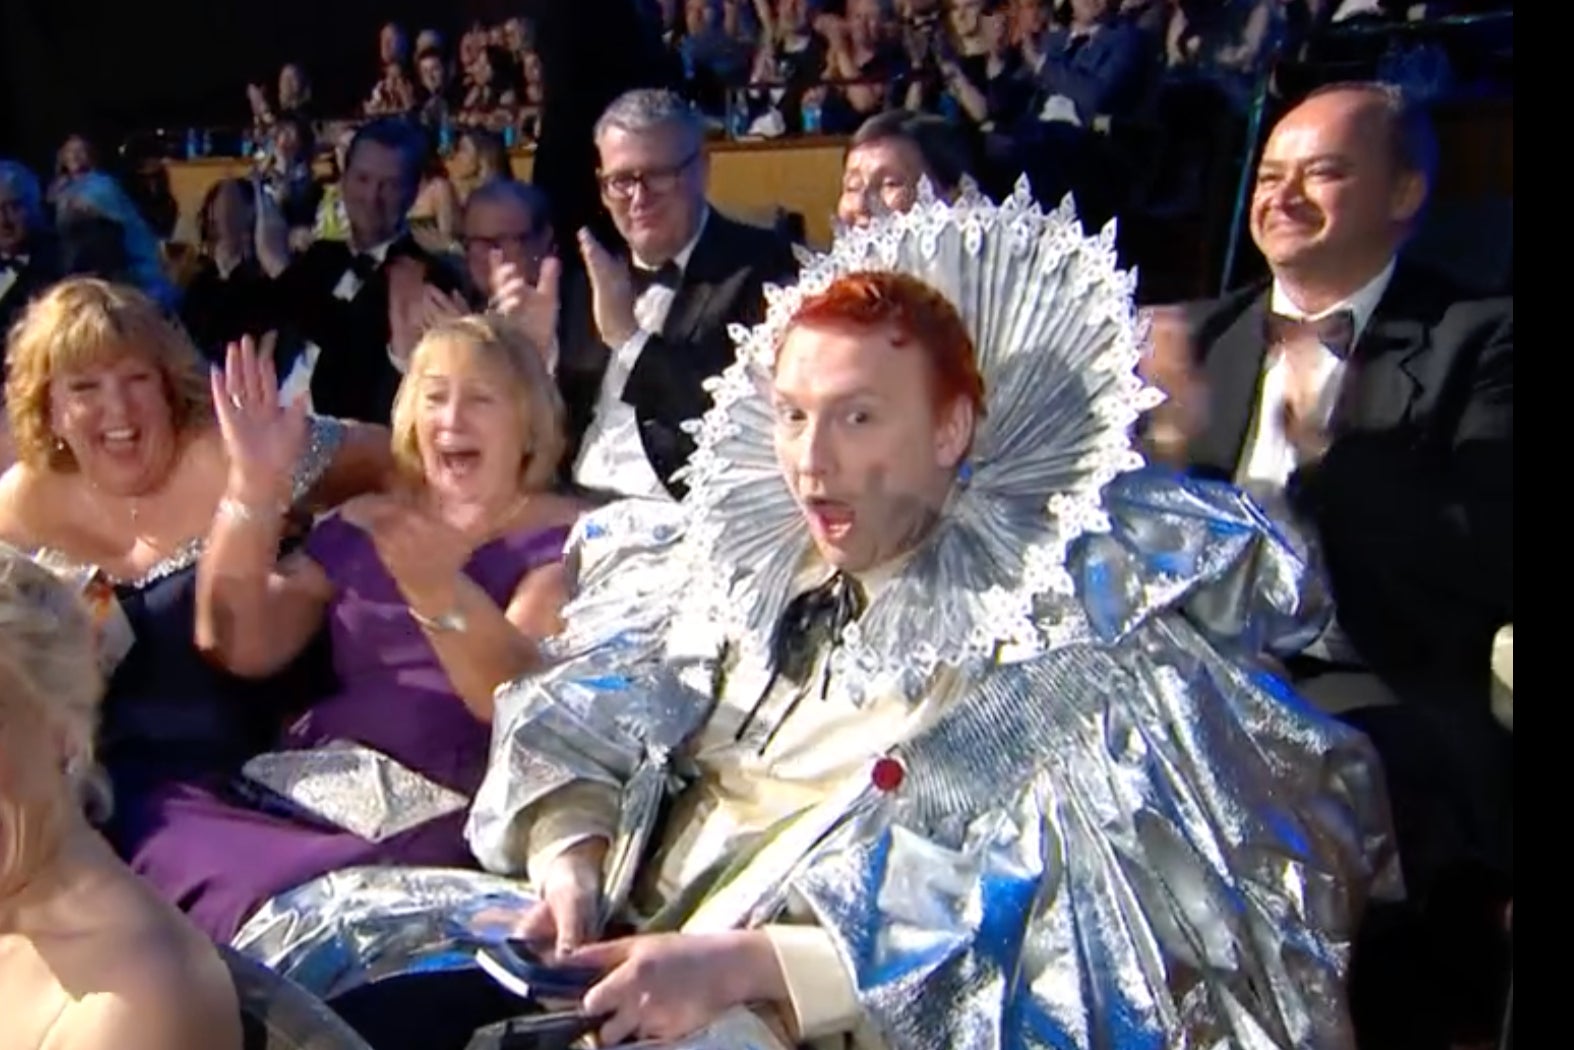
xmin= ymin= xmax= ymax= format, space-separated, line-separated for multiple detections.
xmin=1265 ymin=309 xmax=1357 ymax=359
xmin=735 ymin=571 xmax=869 ymax=753
xmin=630 ymin=260 xmax=681 ymax=297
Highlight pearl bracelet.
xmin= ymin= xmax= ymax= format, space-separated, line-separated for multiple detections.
xmin=216 ymin=495 xmax=287 ymax=526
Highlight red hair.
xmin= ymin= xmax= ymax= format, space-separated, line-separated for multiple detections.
xmin=784 ymin=271 xmax=986 ymax=419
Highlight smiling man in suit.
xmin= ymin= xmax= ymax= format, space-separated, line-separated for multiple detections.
xmin=1144 ymin=81 xmax=1512 ymax=1049
xmin=565 ymin=89 xmax=799 ymax=500
xmin=260 ymin=118 xmax=462 ymax=425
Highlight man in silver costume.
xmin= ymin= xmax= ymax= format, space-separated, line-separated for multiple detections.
xmin=454 ymin=183 xmax=1400 ymax=1048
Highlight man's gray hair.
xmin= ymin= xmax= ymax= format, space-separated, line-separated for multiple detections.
xmin=465 ymin=177 xmax=553 ymax=236
xmin=594 ymin=88 xmax=707 ymax=154
xmin=0 ymin=161 xmax=45 ymax=230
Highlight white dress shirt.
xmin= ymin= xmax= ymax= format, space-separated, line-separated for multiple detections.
xmin=279 ymin=237 xmax=399 ymax=407
xmin=572 ymin=210 xmax=711 ymax=499
xmin=1239 ymin=259 xmax=1395 ymax=490
xmin=1241 ymin=259 xmax=1395 ymax=666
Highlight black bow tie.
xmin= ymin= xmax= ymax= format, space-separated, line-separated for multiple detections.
xmin=0 ymin=255 xmax=25 ymax=275
xmin=630 ymin=260 xmax=682 ymax=297
xmin=734 ymin=572 xmax=869 ymax=753
xmin=1265 ymin=308 xmax=1357 ymax=359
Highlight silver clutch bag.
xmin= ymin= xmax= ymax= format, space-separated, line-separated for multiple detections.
xmin=241 ymin=740 xmax=468 ymax=842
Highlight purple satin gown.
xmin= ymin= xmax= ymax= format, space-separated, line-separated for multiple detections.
xmin=115 ymin=515 xmax=570 ymax=943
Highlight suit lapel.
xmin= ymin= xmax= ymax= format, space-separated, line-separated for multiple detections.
xmin=661 ymin=218 xmax=724 ymax=344
xmin=1195 ymin=292 xmax=1271 ymax=476
xmin=1331 ymin=266 xmax=1432 ymax=434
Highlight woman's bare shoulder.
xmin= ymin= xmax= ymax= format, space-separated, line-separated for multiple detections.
xmin=0 ymin=463 xmax=69 ymax=546
xmin=55 ymin=872 xmax=241 ymax=1050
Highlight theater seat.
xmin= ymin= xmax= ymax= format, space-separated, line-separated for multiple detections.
xmin=1406 ymin=195 xmax=1514 ymax=295
xmin=218 ymin=945 xmax=373 ymax=1050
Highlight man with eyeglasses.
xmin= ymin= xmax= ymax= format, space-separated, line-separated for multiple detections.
xmin=458 ymin=178 xmax=562 ymax=373
xmin=562 ymin=88 xmax=798 ymax=500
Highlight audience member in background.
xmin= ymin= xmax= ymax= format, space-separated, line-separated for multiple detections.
xmin=749 ymin=0 xmax=831 ymax=133
xmin=941 ymin=6 xmax=1034 ymax=136
xmin=0 ymin=161 xmax=57 ymax=348
xmin=458 ymin=180 xmax=560 ymax=358
xmin=261 ymin=118 xmax=462 ymax=425
xmin=1007 ymin=0 xmax=1148 ymax=219
xmin=46 ymin=134 xmax=96 ymax=210
xmin=378 ymin=21 xmax=410 ymax=73
xmin=125 ymin=156 xmax=180 ymax=243
xmin=408 ymin=142 xmax=463 ymax=255
xmin=413 ymin=27 xmax=443 ymax=57
xmin=415 ymin=48 xmax=458 ymax=131
xmin=365 ymin=60 xmax=417 ymax=117
xmin=459 ymin=23 xmax=488 ymax=80
xmin=501 ymin=15 xmax=534 ymax=61
xmin=822 ymin=0 xmax=904 ymax=132
xmin=522 ymin=0 xmax=676 ymax=254
xmin=458 ymin=46 xmax=521 ymax=133
xmin=0 ymin=548 xmax=241 ymax=1050
xmin=128 ymin=319 xmax=582 ymax=944
xmin=517 ymin=49 xmax=546 ymax=143
xmin=564 ymin=89 xmax=797 ymax=499
xmin=260 ymin=114 xmax=321 ymax=245
xmin=0 ymin=280 xmax=389 ymax=951
xmin=246 ymin=62 xmax=313 ymax=137
xmin=52 ymin=173 xmax=178 ymax=312
xmin=1165 ymin=0 xmax=1284 ymax=111
xmin=837 ymin=109 xmax=976 ymax=228
xmin=180 ymin=178 xmax=283 ymax=362
xmin=1142 ymin=82 xmax=1513 ymax=1050
xmin=451 ymin=128 xmax=513 ymax=201
xmin=680 ymin=0 xmax=754 ymax=116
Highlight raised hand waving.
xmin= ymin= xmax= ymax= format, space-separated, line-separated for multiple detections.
xmin=211 ymin=332 xmax=308 ymax=505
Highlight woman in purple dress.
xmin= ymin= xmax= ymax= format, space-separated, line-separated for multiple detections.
xmin=156 ymin=316 xmax=586 ymax=942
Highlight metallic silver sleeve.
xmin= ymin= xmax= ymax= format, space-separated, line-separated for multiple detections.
xmin=1076 ymin=466 xmax=1331 ymax=659
xmin=790 ymin=615 xmax=1400 ymax=1050
xmin=465 ymin=498 xmax=717 ymax=916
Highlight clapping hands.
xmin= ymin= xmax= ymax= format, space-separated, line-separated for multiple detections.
xmin=388 ymin=257 xmax=469 ymax=369
xmin=488 ymin=249 xmax=561 ymax=369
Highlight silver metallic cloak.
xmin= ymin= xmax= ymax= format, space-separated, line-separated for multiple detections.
xmin=237 ymin=183 xmax=1399 ymax=1049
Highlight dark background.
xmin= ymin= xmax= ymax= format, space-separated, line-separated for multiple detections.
xmin=0 ymin=0 xmax=516 ymax=173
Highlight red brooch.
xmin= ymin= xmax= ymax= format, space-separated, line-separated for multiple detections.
xmin=871 ymin=756 xmax=906 ymax=793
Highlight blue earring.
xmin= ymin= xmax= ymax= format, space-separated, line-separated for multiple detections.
xmin=957 ymin=460 xmax=974 ymax=487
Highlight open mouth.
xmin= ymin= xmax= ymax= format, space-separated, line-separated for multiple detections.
xmin=98 ymin=427 xmax=141 ymax=455
xmin=436 ymin=449 xmax=483 ymax=476
xmin=804 ymin=497 xmax=856 ymax=540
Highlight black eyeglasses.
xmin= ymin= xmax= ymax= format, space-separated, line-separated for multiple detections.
xmin=597 ymin=151 xmax=700 ymax=201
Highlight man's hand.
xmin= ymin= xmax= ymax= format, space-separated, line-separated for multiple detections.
xmin=1137 ymin=305 xmax=1209 ymax=466
xmin=491 ymin=249 xmax=561 ymax=367
xmin=1279 ymin=338 xmax=1332 ymax=464
xmin=512 ymin=839 xmax=606 ymax=957
xmin=577 ymin=228 xmax=640 ymax=350
xmin=570 ymin=930 xmax=789 ymax=1045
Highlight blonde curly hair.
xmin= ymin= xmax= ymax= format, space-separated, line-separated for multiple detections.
xmin=5 ymin=278 xmax=212 ymax=473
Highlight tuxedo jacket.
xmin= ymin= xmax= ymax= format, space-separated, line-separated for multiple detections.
xmin=269 ymin=235 xmax=460 ymax=425
xmin=1186 ymin=259 xmax=1512 ymax=705
xmin=0 ymin=246 xmax=58 ymax=356
xmin=557 ymin=210 xmax=799 ymax=498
